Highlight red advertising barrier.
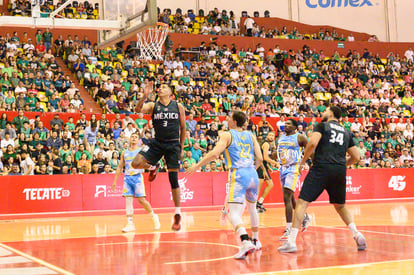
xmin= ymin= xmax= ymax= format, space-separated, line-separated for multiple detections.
xmin=6 ymin=175 xmax=83 ymax=213
xmin=1 ymin=168 xmax=413 ymax=214
xmin=150 ymin=173 xmax=213 ymax=208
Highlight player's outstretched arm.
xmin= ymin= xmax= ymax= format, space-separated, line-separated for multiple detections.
xmin=186 ymin=132 xmax=231 ymax=175
xmin=299 ymin=131 xmax=322 ymax=169
xmin=346 ymin=146 xmax=360 ymax=167
xmin=251 ymin=134 xmax=264 ymax=170
xmin=112 ymin=151 xmax=125 ymax=191
xmin=135 ymin=82 xmax=155 ymax=114
xmin=178 ymin=103 xmax=187 ymax=159
xmin=262 ymin=141 xmax=278 ymax=167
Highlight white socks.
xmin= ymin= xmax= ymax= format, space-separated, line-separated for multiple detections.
xmin=150 ymin=211 xmax=155 ymax=217
xmin=127 ymin=216 xmax=133 ymax=223
xmin=288 ymin=228 xmax=299 ymax=244
xmin=258 ymin=197 xmax=264 ymax=203
xmin=175 ymin=207 xmax=181 ymax=215
xmin=348 ymin=222 xmax=358 ymax=237
xmin=252 ymin=231 xmax=259 ymax=239
xmin=236 ymin=227 xmax=248 ymax=236
xmin=286 ymin=222 xmax=292 ymax=230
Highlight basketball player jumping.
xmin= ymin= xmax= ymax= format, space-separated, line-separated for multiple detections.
xmin=187 ymin=111 xmax=264 ymax=260
xmin=278 ymin=106 xmax=366 ymax=253
xmin=132 ymin=83 xmax=186 ymax=231
xmin=112 ymin=132 xmax=160 ymax=232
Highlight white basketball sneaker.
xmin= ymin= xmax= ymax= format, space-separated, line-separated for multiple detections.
xmin=122 ymin=223 xmax=136 ymax=233
xmin=354 ymin=232 xmax=367 ymax=251
xmin=278 ymin=241 xmax=298 ymax=253
xmin=301 ymin=213 xmax=312 ymax=232
xmin=153 ymin=214 xmax=161 ymax=230
xmin=233 ymin=240 xmax=256 ymax=260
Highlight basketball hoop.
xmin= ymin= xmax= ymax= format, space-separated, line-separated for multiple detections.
xmin=136 ymin=22 xmax=169 ymax=61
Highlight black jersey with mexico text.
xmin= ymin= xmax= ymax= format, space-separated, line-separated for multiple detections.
xmin=312 ymin=120 xmax=355 ymax=167
xmin=152 ymin=100 xmax=180 ymax=142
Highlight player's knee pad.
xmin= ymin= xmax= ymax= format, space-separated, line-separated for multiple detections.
xmin=247 ymin=202 xmax=259 ymax=228
xmin=126 ymin=196 xmax=134 ymax=216
xmin=228 ymin=203 xmax=244 ymax=229
xmin=168 ymin=171 xmax=179 ymax=189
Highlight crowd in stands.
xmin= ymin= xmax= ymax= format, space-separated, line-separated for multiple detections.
xmin=0 ymin=30 xmax=87 ymax=113
xmin=1 ymin=22 xmax=414 ymax=175
xmin=158 ymin=8 xmax=370 ymax=41
xmin=8 ymin=0 xmax=99 ymax=19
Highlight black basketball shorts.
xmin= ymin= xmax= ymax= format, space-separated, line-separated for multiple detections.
xmin=256 ymin=166 xmax=270 ymax=180
xmin=299 ymin=165 xmax=347 ymax=204
xmin=139 ymin=139 xmax=181 ymax=169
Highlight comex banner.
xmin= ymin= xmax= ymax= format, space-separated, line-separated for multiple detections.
xmin=305 ymin=0 xmax=375 ymax=8
xmin=0 ymin=169 xmax=413 ymax=214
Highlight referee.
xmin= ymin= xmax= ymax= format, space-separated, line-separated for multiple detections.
xmin=278 ymin=106 xmax=367 ymax=253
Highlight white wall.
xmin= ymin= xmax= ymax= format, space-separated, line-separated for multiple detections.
xmin=155 ymin=0 xmax=414 ymax=42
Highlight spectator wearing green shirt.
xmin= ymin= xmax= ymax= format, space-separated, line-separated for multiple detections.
xmin=183 ymin=151 xmax=196 ymax=167
xmin=12 ymin=110 xmax=29 ymax=131
xmin=343 ymin=116 xmax=352 ymax=131
xmin=134 ymin=113 xmax=147 ymax=131
xmin=183 ymin=131 xmax=194 ymax=152
xmin=42 ymin=29 xmax=53 ymax=51
xmin=75 ymin=144 xmax=92 ymax=161
xmin=35 ymin=30 xmax=42 ymax=44
xmin=316 ymin=101 xmax=326 ymax=114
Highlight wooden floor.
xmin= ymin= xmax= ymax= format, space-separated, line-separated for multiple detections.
xmin=0 ymin=199 xmax=414 ymax=274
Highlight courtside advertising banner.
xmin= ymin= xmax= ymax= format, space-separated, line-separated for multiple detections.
xmin=1 ymin=168 xmax=413 ymax=214
xmin=150 ymin=172 xmax=213 ymax=207
xmin=7 ymin=175 xmax=83 ymax=213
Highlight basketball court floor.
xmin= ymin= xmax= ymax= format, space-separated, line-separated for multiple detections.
xmin=0 ymin=199 xmax=413 ymax=274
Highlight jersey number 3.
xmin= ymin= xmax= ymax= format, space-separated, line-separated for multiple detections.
xmin=163 ymin=121 xmax=168 ymax=127
xmin=329 ymin=130 xmax=344 ymax=145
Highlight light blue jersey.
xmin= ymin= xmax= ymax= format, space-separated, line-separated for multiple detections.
xmin=224 ymin=129 xmax=255 ymax=169
xmin=277 ymin=133 xmax=303 ymax=191
xmin=123 ymin=147 xmax=145 ymax=197
xmin=224 ymin=130 xmax=259 ymax=203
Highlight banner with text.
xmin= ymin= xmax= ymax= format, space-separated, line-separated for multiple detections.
xmin=1 ymin=168 xmax=413 ymax=214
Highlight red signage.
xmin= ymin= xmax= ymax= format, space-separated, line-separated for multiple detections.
xmin=0 ymin=169 xmax=413 ymax=214
xmin=150 ymin=172 xmax=213 ymax=208
xmin=7 ymin=175 xmax=83 ymax=213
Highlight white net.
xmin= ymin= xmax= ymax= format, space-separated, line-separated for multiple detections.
xmin=136 ymin=23 xmax=169 ymax=61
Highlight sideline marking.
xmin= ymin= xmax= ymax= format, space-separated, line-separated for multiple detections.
xmin=1 ymin=197 xmax=413 ymax=219
xmin=315 ymin=225 xmax=414 ymax=238
xmin=244 ymin=258 xmax=414 ymax=275
xmin=0 ymin=243 xmax=75 ymax=275
xmin=97 ymin=240 xmax=239 ymax=264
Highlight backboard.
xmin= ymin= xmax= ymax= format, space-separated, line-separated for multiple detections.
xmin=97 ymin=0 xmax=157 ymax=48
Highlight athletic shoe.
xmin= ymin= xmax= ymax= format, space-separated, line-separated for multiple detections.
xmin=256 ymin=202 xmax=266 ymax=213
xmin=279 ymin=228 xmax=291 ymax=241
xmin=354 ymin=232 xmax=367 ymax=251
xmin=152 ymin=214 xmax=160 ymax=230
xmin=252 ymin=238 xmax=262 ymax=250
xmin=171 ymin=214 xmax=181 ymax=231
xmin=301 ymin=213 xmax=312 ymax=232
xmin=148 ymin=162 xmax=160 ymax=182
xmin=122 ymin=223 xmax=136 ymax=233
xmin=233 ymin=240 xmax=256 ymax=260
xmin=220 ymin=207 xmax=228 ymax=226
xmin=278 ymin=241 xmax=297 ymax=253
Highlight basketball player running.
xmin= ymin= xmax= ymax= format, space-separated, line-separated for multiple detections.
xmin=187 ymin=111 xmax=264 ymax=260
xmin=278 ymin=106 xmax=366 ymax=253
xmin=256 ymin=131 xmax=277 ymax=213
xmin=132 ymin=83 xmax=186 ymax=231
xmin=276 ymin=119 xmax=311 ymax=240
xmin=112 ymin=132 xmax=160 ymax=232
